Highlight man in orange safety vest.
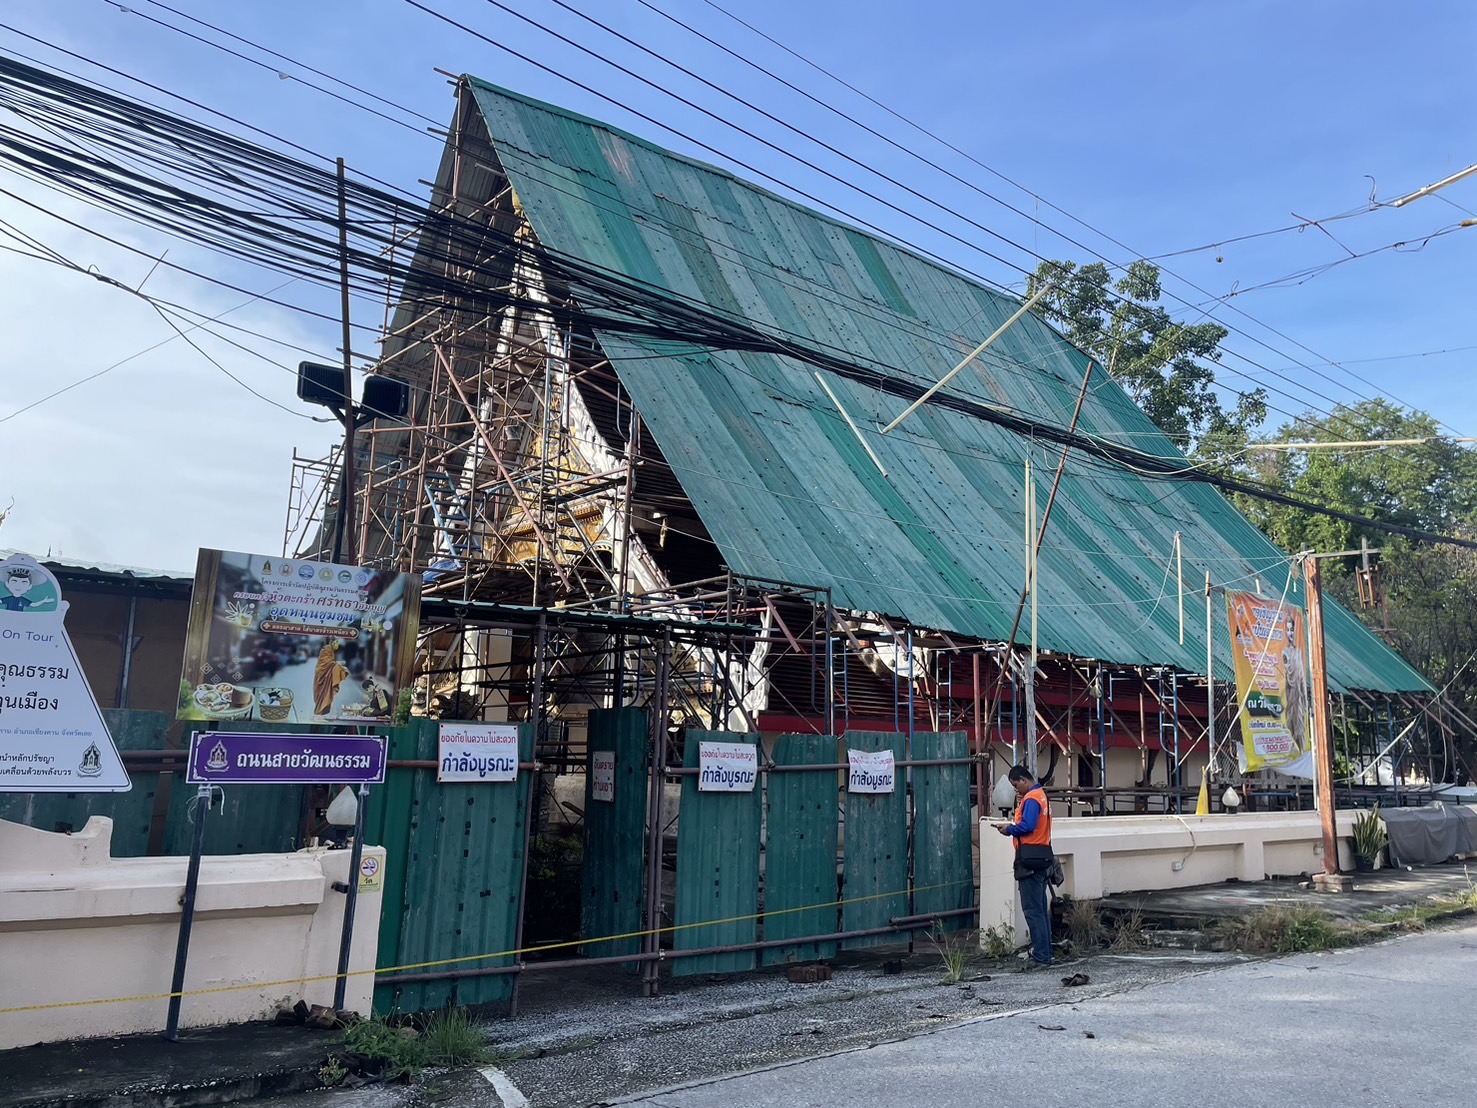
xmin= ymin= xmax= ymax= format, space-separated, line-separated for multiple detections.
xmin=995 ymin=764 xmax=1054 ymax=967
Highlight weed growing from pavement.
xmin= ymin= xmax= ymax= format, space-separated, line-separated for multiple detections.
xmin=1108 ymin=908 xmax=1148 ymax=952
xmin=1214 ymin=906 xmax=1344 ymax=954
xmin=927 ymin=926 xmax=974 ymax=983
xmin=339 ymin=1018 xmax=429 ymax=1080
xmin=978 ymin=925 xmax=1015 ymax=959
xmin=336 ymin=1007 xmax=491 ymax=1081
xmin=1065 ymin=898 xmax=1106 ymax=949
xmin=422 ymin=1006 xmax=491 ymax=1067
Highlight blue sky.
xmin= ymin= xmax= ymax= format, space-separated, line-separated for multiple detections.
xmin=1 ymin=0 xmax=1473 ymax=568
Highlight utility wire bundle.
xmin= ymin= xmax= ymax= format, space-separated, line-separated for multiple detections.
xmin=0 ymin=52 xmax=1471 ymax=551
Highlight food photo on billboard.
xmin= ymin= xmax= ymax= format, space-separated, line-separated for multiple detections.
xmin=178 ymin=549 xmax=421 ymax=725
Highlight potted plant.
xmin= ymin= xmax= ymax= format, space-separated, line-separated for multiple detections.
xmin=1350 ymin=804 xmax=1388 ymax=873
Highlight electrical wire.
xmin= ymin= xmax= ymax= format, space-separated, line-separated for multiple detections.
xmin=0 ymin=52 xmax=1472 ymax=553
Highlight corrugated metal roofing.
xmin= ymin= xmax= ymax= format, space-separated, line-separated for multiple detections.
xmin=464 ymin=77 xmax=1431 ymax=695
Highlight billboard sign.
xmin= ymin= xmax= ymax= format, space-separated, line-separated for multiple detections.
xmin=179 ymin=549 xmax=420 ymax=725
xmin=1226 ymin=590 xmax=1310 ymax=773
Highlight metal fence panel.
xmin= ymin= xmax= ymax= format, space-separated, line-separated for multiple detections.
xmin=371 ymin=718 xmax=534 ymax=1014
xmin=762 ymin=734 xmax=840 ymax=965
xmin=841 ymin=731 xmax=908 ymax=948
xmin=0 ymin=709 xmax=169 ymax=855
xmin=580 ymin=707 xmax=649 ymax=961
xmin=165 ymin=721 xmax=308 ymax=856
xmin=911 ymin=731 xmax=973 ymax=931
xmin=672 ymin=730 xmax=761 ymax=976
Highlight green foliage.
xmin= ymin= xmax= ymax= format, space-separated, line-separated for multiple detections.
xmin=340 ymin=1019 xmax=428 ymax=1080
xmin=317 ymin=1058 xmax=347 ymax=1088
xmin=927 ymin=926 xmax=974 ymax=983
xmin=1027 ymin=259 xmax=1266 ymax=456
xmin=978 ymin=924 xmax=1015 ymax=959
xmin=1231 ymin=398 xmax=1477 ymax=777
xmin=1215 ymin=906 xmax=1343 ymax=954
xmin=336 ymin=1009 xmax=487 ymax=1079
xmin=421 ymin=1007 xmax=490 ymax=1068
xmin=394 ymin=687 xmax=414 ymax=726
xmin=1350 ymin=805 xmax=1388 ymax=863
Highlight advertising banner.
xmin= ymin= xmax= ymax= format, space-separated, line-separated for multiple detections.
xmin=186 ymin=730 xmax=387 ymax=785
xmin=179 ymin=549 xmax=421 ymax=725
xmin=697 ymin=741 xmax=758 ymax=792
xmin=438 ymin=722 xmax=520 ymax=783
xmin=0 ymin=553 xmax=129 ymax=792
xmin=1226 ymin=590 xmax=1310 ymax=773
xmin=847 ymin=748 xmax=896 ymax=794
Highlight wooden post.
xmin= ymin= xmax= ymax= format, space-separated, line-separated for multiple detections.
xmin=1304 ymin=556 xmax=1350 ymax=891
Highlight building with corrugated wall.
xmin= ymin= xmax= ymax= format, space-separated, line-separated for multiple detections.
xmin=296 ymin=77 xmax=1443 ymax=813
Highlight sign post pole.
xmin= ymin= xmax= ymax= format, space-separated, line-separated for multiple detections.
xmin=165 ymin=784 xmax=212 ymax=1041
xmin=333 ymin=783 xmax=369 ymax=1011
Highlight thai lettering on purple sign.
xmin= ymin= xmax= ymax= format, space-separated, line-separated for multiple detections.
xmin=187 ymin=731 xmax=387 ymax=785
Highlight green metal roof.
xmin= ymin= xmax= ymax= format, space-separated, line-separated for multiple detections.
xmin=464 ymin=77 xmax=1431 ymax=695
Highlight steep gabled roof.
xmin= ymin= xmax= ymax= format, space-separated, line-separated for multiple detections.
xmin=463 ymin=76 xmax=1429 ymax=694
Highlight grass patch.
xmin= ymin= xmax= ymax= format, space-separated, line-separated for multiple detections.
xmin=1214 ymin=906 xmax=1345 ymax=954
xmin=927 ymin=927 xmax=975 ymax=984
xmin=423 ymin=1007 xmax=491 ymax=1067
xmin=1108 ymin=908 xmax=1148 ymax=952
xmin=1065 ymin=899 xmax=1106 ymax=949
xmin=336 ymin=1008 xmax=490 ymax=1081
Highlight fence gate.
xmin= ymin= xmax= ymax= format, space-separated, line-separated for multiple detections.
xmin=369 ymin=718 xmax=534 ymax=1014
xmin=672 ymin=730 xmax=761 ymax=976
xmin=580 ymin=706 xmax=649 ymax=961
xmin=910 ymin=731 xmax=973 ymax=930
xmin=841 ymin=732 xmax=908 ymax=947
xmin=762 ymin=733 xmax=840 ymax=965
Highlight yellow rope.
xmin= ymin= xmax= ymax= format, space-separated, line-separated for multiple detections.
xmin=0 ymin=878 xmax=975 ymax=1016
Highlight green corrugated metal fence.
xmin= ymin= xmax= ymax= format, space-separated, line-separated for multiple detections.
xmin=580 ymin=707 xmax=649 ymax=961
xmin=369 ymin=718 xmax=534 ymax=1015
xmin=840 ymin=731 xmax=909 ymax=948
xmin=0 ymin=709 xmax=170 ymax=854
xmin=911 ymin=731 xmax=973 ymax=931
xmin=761 ymin=733 xmax=839 ymax=965
xmin=672 ymin=730 xmax=761 ymax=976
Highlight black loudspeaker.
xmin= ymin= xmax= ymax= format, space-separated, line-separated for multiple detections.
xmin=360 ymin=374 xmax=409 ymax=422
xmin=297 ymin=361 xmax=349 ymax=408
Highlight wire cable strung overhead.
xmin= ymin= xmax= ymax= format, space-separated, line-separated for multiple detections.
xmin=0 ymin=52 xmax=1473 ymax=554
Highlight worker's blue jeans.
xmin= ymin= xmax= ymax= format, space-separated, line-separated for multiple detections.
xmin=1018 ymin=869 xmax=1052 ymax=964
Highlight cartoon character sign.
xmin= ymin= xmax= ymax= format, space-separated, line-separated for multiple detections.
xmin=0 ymin=553 xmax=129 ymax=792
xmin=2 ymin=562 xmax=59 ymax=613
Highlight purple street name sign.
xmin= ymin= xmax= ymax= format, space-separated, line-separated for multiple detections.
xmin=187 ymin=731 xmax=387 ymax=785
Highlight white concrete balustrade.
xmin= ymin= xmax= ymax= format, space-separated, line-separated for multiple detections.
xmin=0 ymin=816 xmax=383 ymax=1049
xmin=979 ymin=808 xmax=1367 ymax=945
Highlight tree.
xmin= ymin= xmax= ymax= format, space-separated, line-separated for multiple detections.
xmin=1238 ymin=399 xmax=1477 ymax=781
xmin=1027 ymin=259 xmax=1266 ymax=456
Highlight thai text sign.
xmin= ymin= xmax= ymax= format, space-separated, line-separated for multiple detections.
xmin=438 ymin=722 xmax=520 ymax=783
xmin=179 ymin=549 xmax=421 ymax=725
xmin=591 ymin=750 xmax=616 ymax=803
xmin=1226 ymin=590 xmax=1310 ymax=773
xmin=0 ymin=553 xmax=129 ymax=792
xmin=186 ymin=731 xmax=387 ymax=785
xmin=697 ymin=741 xmax=758 ymax=792
xmin=847 ymin=748 xmax=895 ymax=794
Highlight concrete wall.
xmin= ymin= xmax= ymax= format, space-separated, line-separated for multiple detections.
xmin=0 ymin=816 xmax=383 ymax=1050
xmin=979 ymin=809 xmax=1361 ymax=945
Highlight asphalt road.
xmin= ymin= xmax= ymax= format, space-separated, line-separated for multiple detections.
xmin=614 ymin=920 xmax=1477 ymax=1108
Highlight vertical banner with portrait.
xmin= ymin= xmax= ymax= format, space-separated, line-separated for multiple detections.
xmin=1225 ymin=590 xmax=1310 ymax=773
xmin=178 ymin=550 xmax=421 ymax=725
